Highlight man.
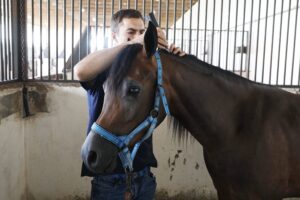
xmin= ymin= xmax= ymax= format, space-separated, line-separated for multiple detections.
xmin=75 ymin=9 xmax=184 ymax=200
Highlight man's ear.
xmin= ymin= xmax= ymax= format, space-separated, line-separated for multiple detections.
xmin=144 ymin=21 xmax=158 ymax=58
xmin=111 ymin=31 xmax=118 ymax=43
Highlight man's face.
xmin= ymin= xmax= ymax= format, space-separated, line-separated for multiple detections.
xmin=113 ymin=18 xmax=145 ymax=44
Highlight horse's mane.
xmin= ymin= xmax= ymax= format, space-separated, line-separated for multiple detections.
xmin=158 ymin=48 xmax=257 ymax=85
xmin=107 ymin=44 xmax=144 ymax=92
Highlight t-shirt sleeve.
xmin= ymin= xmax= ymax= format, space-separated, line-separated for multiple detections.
xmin=80 ymin=68 xmax=109 ymax=91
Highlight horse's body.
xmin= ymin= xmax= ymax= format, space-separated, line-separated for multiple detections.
xmin=158 ymin=50 xmax=300 ymax=199
xmin=81 ymin=23 xmax=300 ymax=200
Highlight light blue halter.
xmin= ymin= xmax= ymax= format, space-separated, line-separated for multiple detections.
xmin=91 ymin=51 xmax=170 ymax=172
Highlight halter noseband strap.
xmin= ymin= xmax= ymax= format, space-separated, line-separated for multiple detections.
xmin=91 ymin=51 xmax=170 ymax=172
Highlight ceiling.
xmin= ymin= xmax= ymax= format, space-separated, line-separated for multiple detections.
xmin=28 ymin=0 xmax=198 ymax=28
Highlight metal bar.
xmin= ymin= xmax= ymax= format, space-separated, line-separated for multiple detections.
xmin=103 ymin=0 xmax=107 ymax=48
xmin=127 ymin=0 xmax=130 ymax=8
xmin=151 ymin=0 xmax=153 ymax=13
xmin=111 ymin=0 xmax=114 ymax=47
xmin=261 ymin=0 xmax=269 ymax=82
xmin=2 ymin=1 xmax=9 ymax=81
xmin=7 ymin=0 xmax=11 ymax=80
xmin=283 ymin=0 xmax=292 ymax=85
xmin=14 ymin=79 xmax=79 ymax=84
xmin=245 ymin=84 xmax=300 ymax=88
xmin=135 ymin=0 xmax=138 ymax=10
xmin=298 ymin=58 xmax=300 ymax=86
xmin=225 ymin=0 xmax=231 ymax=70
xmin=173 ymin=0 xmax=177 ymax=44
xmin=158 ymin=0 xmax=162 ymax=26
xmin=56 ymin=0 xmax=58 ymax=80
xmin=188 ymin=0 xmax=192 ymax=54
xmin=218 ymin=0 xmax=223 ymax=67
xmin=196 ymin=0 xmax=200 ymax=57
xmin=17 ymin=0 xmax=28 ymax=81
xmin=39 ymin=0 xmax=42 ymax=79
xmin=3 ymin=0 xmax=7 ymax=80
xmin=0 ymin=0 xmax=3 ymax=81
xmin=245 ymin=31 xmax=250 ymax=75
xmin=203 ymin=0 xmax=208 ymax=61
xmin=63 ymin=0 xmax=66 ymax=80
xmin=269 ymin=0 xmax=277 ymax=84
xmin=240 ymin=0 xmax=246 ymax=75
xmin=48 ymin=0 xmax=51 ymax=80
xmin=9 ymin=0 xmax=15 ymax=80
xmin=31 ymin=0 xmax=34 ymax=79
xmin=166 ymin=0 xmax=169 ymax=40
xmin=291 ymin=0 xmax=299 ymax=85
xmin=247 ymin=0 xmax=254 ymax=79
xmin=181 ymin=0 xmax=185 ymax=50
xmin=11 ymin=0 xmax=15 ymax=79
xmin=112 ymin=0 xmax=114 ymax=16
xmin=119 ymin=0 xmax=122 ymax=10
xmin=254 ymin=0 xmax=261 ymax=81
xmin=71 ymin=0 xmax=75 ymax=80
xmin=79 ymin=0 xmax=83 ymax=62
xmin=211 ymin=0 xmax=215 ymax=64
xmin=87 ymin=0 xmax=91 ymax=55
xmin=232 ymin=0 xmax=239 ymax=72
xmin=96 ymin=0 xmax=99 ymax=50
xmin=143 ymin=0 xmax=145 ymax=21
xmin=276 ymin=0 xmax=284 ymax=85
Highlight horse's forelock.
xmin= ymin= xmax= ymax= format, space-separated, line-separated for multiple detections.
xmin=107 ymin=44 xmax=144 ymax=92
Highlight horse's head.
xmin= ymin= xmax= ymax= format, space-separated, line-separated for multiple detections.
xmin=81 ymin=22 xmax=169 ymax=174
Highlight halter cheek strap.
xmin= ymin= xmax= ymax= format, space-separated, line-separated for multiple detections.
xmin=91 ymin=51 xmax=170 ymax=172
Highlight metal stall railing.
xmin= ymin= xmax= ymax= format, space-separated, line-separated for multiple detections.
xmin=0 ymin=0 xmax=299 ymax=88
xmin=0 ymin=0 xmax=17 ymax=83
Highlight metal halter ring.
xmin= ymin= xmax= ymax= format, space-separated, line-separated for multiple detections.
xmin=150 ymin=109 xmax=159 ymax=118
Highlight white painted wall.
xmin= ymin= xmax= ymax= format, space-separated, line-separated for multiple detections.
xmin=0 ymin=95 xmax=25 ymax=200
xmin=0 ymin=83 xmax=216 ymax=200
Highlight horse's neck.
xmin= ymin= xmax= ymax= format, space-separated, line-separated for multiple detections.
xmin=162 ymin=53 xmax=250 ymax=147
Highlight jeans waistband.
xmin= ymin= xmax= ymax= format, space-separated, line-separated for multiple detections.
xmin=95 ymin=167 xmax=150 ymax=182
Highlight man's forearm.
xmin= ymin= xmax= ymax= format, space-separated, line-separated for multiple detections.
xmin=74 ymin=42 xmax=129 ymax=81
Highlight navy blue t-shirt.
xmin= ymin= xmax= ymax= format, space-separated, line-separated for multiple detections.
xmin=80 ymin=70 xmax=158 ymax=177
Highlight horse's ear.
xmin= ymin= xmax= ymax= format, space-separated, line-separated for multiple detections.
xmin=144 ymin=21 xmax=158 ymax=58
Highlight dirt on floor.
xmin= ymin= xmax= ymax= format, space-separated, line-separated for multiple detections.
xmin=55 ymin=190 xmax=217 ymax=200
xmin=155 ymin=189 xmax=217 ymax=200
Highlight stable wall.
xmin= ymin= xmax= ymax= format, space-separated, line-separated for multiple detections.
xmin=0 ymin=83 xmax=216 ymax=200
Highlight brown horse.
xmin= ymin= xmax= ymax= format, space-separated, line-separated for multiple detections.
xmin=81 ymin=23 xmax=300 ymax=199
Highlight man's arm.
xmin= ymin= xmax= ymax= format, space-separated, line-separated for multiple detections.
xmin=74 ymin=42 xmax=130 ymax=82
xmin=74 ymin=29 xmax=182 ymax=82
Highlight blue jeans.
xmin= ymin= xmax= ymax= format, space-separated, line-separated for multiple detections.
xmin=91 ymin=168 xmax=156 ymax=200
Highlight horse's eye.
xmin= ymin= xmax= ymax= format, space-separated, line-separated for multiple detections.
xmin=128 ymin=86 xmax=140 ymax=95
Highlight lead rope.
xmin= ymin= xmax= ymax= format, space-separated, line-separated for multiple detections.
xmin=124 ymin=168 xmax=133 ymax=200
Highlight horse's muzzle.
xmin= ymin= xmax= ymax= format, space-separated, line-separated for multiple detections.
xmin=81 ymin=131 xmax=118 ymax=174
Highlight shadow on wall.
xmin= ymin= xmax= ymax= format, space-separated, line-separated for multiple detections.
xmin=0 ymin=83 xmax=49 ymax=123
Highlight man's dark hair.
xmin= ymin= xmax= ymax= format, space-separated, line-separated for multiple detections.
xmin=111 ymin=9 xmax=144 ymax=33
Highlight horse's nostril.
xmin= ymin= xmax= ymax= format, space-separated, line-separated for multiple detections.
xmin=87 ymin=151 xmax=98 ymax=166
